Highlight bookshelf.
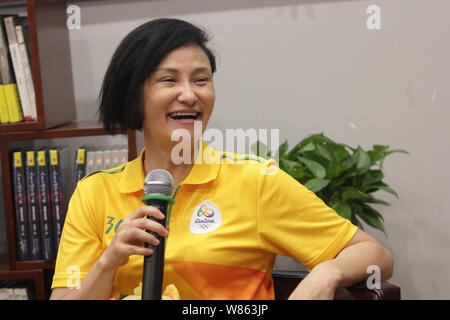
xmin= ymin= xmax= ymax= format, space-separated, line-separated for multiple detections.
xmin=0 ymin=0 xmax=138 ymax=299
xmin=0 ymin=0 xmax=77 ymax=132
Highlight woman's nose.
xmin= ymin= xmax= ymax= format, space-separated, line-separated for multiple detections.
xmin=177 ymin=82 xmax=197 ymax=106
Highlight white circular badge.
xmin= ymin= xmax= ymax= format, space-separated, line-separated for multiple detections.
xmin=189 ymin=200 xmax=222 ymax=234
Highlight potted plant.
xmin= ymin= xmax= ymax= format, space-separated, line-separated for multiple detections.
xmin=252 ymin=133 xmax=409 ymax=236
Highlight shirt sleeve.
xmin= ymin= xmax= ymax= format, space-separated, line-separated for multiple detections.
xmin=51 ymin=182 xmax=104 ymax=289
xmin=257 ymin=163 xmax=358 ymax=270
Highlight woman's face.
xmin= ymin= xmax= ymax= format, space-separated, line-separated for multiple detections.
xmin=142 ymin=43 xmax=215 ymax=149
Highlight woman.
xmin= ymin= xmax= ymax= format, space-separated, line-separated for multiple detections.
xmin=50 ymin=18 xmax=393 ymax=300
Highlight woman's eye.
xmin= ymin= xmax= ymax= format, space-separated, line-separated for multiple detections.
xmin=162 ymin=78 xmax=176 ymax=82
xmin=195 ymin=78 xmax=208 ymax=83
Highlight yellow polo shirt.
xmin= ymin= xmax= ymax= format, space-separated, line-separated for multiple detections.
xmin=52 ymin=142 xmax=358 ymax=299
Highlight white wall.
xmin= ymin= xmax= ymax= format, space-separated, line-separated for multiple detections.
xmin=62 ymin=0 xmax=450 ymax=299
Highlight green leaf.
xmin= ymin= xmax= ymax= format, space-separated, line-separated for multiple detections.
xmin=251 ymin=140 xmax=268 ymax=159
xmin=298 ymin=157 xmax=326 ymax=179
xmin=330 ymin=200 xmax=352 ymax=220
xmin=373 ymin=145 xmax=390 ymax=153
xmin=341 ymin=153 xmax=357 ymax=170
xmin=315 ymin=144 xmax=333 ymax=162
xmin=342 ymin=187 xmax=371 ymax=201
xmin=332 ymin=144 xmax=352 ymax=164
xmin=385 ymin=149 xmax=410 ymax=156
xmin=355 ymin=147 xmax=371 ymax=175
xmin=361 ymin=170 xmax=384 ymax=186
xmin=280 ymin=159 xmax=308 ymax=180
xmin=378 ymin=185 xmax=399 ymax=199
xmin=275 ymin=141 xmax=289 ymax=160
xmin=326 ymin=164 xmax=346 ymax=179
xmin=304 ymin=178 xmax=330 ymax=193
xmin=286 ymin=133 xmax=336 ymax=160
xmin=300 ymin=142 xmax=316 ymax=153
xmin=359 ymin=197 xmax=390 ymax=206
xmin=357 ymin=209 xmax=386 ymax=236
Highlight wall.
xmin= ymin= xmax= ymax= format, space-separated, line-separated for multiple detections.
xmin=56 ymin=0 xmax=450 ymax=299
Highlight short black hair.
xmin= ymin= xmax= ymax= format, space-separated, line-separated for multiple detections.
xmin=98 ymin=18 xmax=217 ymax=133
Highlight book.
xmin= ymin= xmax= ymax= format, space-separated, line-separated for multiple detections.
xmin=93 ymin=150 xmax=103 ymax=172
xmin=4 ymin=16 xmax=34 ymax=121
xmin=3 ymin=83 xmax=23 ymax=122
xmin=11 ymin=151 xmax=29 ymax=261
xmin=13 ymin=288 xmax=29 ymax=300
xmin=120 ymin=148 xmax=128 ymax=164
xmin=36 ymin=150 xmax=55 ymax=261
xmin=25 ymin=151 xmax=42 ymax=260
xmin=15 ymin=25 xmax=35 ymax=119
xmin=73 ymin=147 xmax=86 ymax=189
xmin=48 ymin=149 xmax=65 ymax=253
xmin=0 ymin=288 xmax=8 ymax=300
xmin=0 ymin=83 xmax=10 ymax=123
xmin=102 ymin=150 xmax=112 ymax=170
xmin=111 ymin=149 xmax=121 ymax=168
xmin=0 ymin=17 xmax=23 ymax=123
xmin=85 ymin=150 xmax=95 ymax=176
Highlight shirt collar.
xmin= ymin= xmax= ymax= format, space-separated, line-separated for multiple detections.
xmin=118 ymin=140 xmax=221 ymax=193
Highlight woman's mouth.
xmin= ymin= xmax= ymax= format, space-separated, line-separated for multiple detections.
xmin=167 ymin=112 xmax=201 ymax=125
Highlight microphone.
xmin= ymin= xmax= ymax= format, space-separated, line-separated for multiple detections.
xmin=141 ymin=169 xmax=174 ymax=300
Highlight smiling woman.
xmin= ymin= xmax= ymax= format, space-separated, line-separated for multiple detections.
xmin=49 ymin=18 xmax=393 ymax=300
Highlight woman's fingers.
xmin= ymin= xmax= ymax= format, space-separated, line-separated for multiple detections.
xmin=125 ymin=228 xmax=161 ymax=246
xmin=127 ymin=206 xmax=165 ymax=220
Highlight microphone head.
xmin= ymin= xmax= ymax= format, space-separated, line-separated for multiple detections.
xmin=144 ymin=169 xmax=174 ymax=196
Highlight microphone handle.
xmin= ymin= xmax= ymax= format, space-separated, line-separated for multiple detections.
xmin=142 ymin=198 xmax=168 ymax=300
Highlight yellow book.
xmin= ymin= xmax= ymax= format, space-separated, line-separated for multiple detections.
xmin=49 ymin=149 xmax=58 ymax=165
xmin=0 ymin=84 xmax=10 ymax=123
xmin=4 ymin=83 xmax=24 ymax=123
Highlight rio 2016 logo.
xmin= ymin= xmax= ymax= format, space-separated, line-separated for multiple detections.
xmin=197 ymin=204 xmax=215 ymax=218
xmin=190 ymin=200 xmax=222 ymax=234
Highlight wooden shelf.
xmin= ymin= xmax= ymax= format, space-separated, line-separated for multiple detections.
xmin=12 ymin=260 xmax=55 ymax=271
xmin=3 ymin=120 xmax=127 ymax=141
xmin=0 ymin=268 xmax=45 ymax=299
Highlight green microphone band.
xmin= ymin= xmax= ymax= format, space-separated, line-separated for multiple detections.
xmin=141 ymin=194 xmax=175 ymax=204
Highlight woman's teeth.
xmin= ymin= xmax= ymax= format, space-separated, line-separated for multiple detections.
xmin=168 ymin=112 xmax=200 ymax=120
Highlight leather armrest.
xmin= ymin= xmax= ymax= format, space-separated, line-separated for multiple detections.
xmin=272 ymin=270 xmax=401 ymax=300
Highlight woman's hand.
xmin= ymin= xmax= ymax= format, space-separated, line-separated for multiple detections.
xmin=287 ymin=262 xmax=342 ymax=300
xmin=102 ymin=206 xmax=168 ymax=270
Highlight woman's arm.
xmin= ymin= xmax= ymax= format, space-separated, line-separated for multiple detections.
xmin=288 ymin=229 xmax=394 ymax=300
xmin=50 ymin=206 xmax=168 ymax=300
xmin=50 ymin=254 xmax=118 ymax=300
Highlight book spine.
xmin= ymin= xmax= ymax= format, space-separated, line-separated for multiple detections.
xmin=11 ymin=151 xmax=29 ymax=261
xmin=15 ymin=25 xmax=36 ymax=121
xmin=4 ymin=83 xmax=23 ymax=122
xmin=85 ymin=151 xmax=95 ymax=176
xmin=73 ymin=148 xmax=86 ymax=190
xmin=4 ymin=17 xmax=32 ymax=121
xmin=25 ymin=151 xmax=42 ymax=260
xmin=103 ymin=150 xmax=112 ymax=170
xmin=49 ymin=149 xmax=65 ymax=253
xmin=111 ymin=149 xmax=120 ymax=168
xmin=36 ymin=150 xmax=55 ymax=261
xmin=120 ymin=149 xmax=128 ymax=164
xmin=93 ymin=150 xmax=103 ymax=172
xmin=0 ymin=84 xmax=10 ymax=123
xmin=0 ymin=15 xmax=13 ymax=84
